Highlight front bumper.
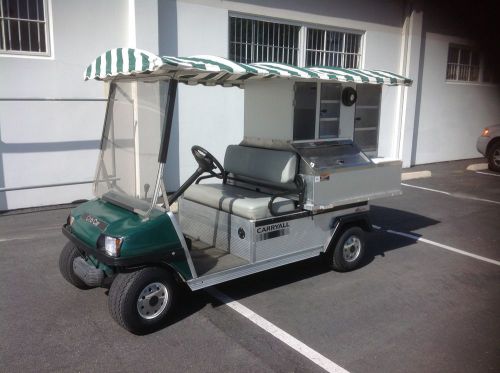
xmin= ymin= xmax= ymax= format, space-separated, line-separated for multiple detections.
xmin=62 ymin=224 xmax=117 ymax=265
xmin=73 ymin=256 xmax=104 ymax=287
xmin=476 ymin=136 xmax=490 ymax=156
xmin=62 ymin=225 xmax=179 ymax=267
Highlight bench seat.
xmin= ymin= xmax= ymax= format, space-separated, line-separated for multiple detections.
xmin=183 ymin=183 xmax=295 ymax=220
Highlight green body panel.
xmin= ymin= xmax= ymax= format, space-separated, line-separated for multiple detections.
xmin=165 ymin=259 xmax=192 ymax=280
xmin=69 ymin=199 xmax=192 ymax=280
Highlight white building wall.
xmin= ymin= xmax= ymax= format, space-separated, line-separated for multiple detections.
xmin=0 ymin=0 xmax=129 ymax=210
xmin=168 ymin=0 xmax=406 ymax=187
xmin=2 ymin=0 xmax=496 ymax=210
xmin=167 ymin=1 xmax=244 ymax=189
xmin=415 ymin=32 xmax=500 ymax=164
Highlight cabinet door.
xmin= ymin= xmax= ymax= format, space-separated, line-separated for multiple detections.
xmin=354 ymin=85 xmax=381 ymax=155
xmin=319 ymin=83 xmax=341 ymax=138
xmin=293 ymin=82 xmax=316 ymax=141
xmin=293 ymin=82 xmax=342 ymax=141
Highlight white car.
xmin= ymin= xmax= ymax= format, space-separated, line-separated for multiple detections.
xmin=477 ymin=124 xmax=500 ymax=172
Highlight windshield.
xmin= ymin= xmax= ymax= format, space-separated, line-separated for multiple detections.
xmin=94 ymin=80 xmax=168 ymax=214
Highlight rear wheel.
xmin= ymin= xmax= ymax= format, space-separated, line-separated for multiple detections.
xmin=59 ymin=242 xmax=91 ymax=289
xmin=108 ymin=267 xmax=177 ymax=334
xmin=328 ymin=226 xmax=366 ymax=272
xmin=488 ymin=141 xmax=500 ymax=172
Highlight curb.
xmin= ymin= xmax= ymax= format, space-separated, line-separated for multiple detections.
xmin=0 ymin=202 xmax=82 ymax=216
xmin=466 ymin=163 xmax=488 ymax=171
xmin=401 ymin=170 xmax=432 ymax=181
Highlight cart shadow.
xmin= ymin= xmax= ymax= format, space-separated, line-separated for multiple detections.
xmin=369 ymin=205 xmax=440 ymax=233
xmin=365 ymin=204 xmax=440 ymax=261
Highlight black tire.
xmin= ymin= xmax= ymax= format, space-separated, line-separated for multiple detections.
xmin=108 ymin=267 xmax=177 ymax=334
xmin=59 ymin=241 xmax=91 ymax=289
xmin=487 ymin=141 xmax=500 ymax=172
xmin=328 ymin=226 xmax=366 ymax=272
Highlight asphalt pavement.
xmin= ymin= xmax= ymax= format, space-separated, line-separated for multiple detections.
xmin=0 ymin=159 xmax=499 ymax=372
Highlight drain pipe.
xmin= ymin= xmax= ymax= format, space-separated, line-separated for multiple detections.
xmin=396 ymin=3 xmax=412 ymax=161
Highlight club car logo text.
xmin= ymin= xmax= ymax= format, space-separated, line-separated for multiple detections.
xmin=256 ymin=222 xmax=290 ymax=241
xmin=82 ymin=213 xmax=108 ymax=231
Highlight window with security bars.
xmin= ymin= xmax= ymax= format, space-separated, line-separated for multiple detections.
xmin=229 ymin=17 xmax=300 ymax=64
xmin=0 ymin=0 xmax=49 ymax=55
xmin=306 ymin=28 xmax=361 ymax=68
xmin=229 ymin=16 xmax=363 ymax=68
xmin=446 ymin=45 xmax=479 ymax=82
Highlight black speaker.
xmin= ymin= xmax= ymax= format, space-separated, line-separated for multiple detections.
xmin=342 ymin=87 xmax=357 ymax=106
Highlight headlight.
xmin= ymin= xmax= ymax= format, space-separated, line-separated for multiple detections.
xmin=67 ymin=215 xmax=75 ymax=226
xmin=481 ymin=128 xmax=490 ymax=137
xmin=104 ymin=236 xmax=123 ymax=257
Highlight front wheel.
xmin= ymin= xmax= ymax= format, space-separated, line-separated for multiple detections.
xmin=488 ymin=141 xmax=500 ymax=172
xmin=108 ymin=267 xmax=177 ymax=334
xmin=328 ymin=226 xmax=366 ymax=272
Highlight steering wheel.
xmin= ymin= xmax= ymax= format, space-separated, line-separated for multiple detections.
xmin=191 ymin=145 xmax=225 ymax=178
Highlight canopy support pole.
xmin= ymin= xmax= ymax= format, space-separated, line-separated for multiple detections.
xmin=158 ymin=79 xmax=178 ymax=163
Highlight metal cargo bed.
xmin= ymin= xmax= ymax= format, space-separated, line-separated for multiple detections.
xmin=292 ymin=139 xmax=402 ymax=212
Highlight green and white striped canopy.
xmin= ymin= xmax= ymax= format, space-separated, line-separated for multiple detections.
xmin=84 ymin=48 xmax=412 ymax=87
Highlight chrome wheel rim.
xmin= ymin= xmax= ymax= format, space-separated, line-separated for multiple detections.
xmin=137 ymin=282 xmax=168 ymax=320
xmin=343 ymin=236 xmax=362 ymax=262
xmin=493 ymin=149 xmax=500 ymax=167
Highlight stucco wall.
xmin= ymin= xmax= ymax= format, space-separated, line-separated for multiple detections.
xmin=164 ymin=1 xmax=244 ymax=190
xmin=414 ymin=32 xmax=500 ymax=164
xmin=167 ymin=0 xmax=406 ymax=187
xmin=3 ymin=0 xmax=495 ymax=210
xmin=0 ymin=0 xmax=128 ymax=210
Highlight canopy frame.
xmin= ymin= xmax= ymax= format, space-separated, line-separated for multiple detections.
xmin=84 ymin=48 xmax=412 ymax=87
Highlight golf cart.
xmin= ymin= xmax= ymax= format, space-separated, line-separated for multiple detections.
xmin=60 ymin=48 xmax=411 ymax=334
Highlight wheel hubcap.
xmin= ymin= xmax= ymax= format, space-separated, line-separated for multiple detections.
xmin=493 ymin=149 xmax=500 ymax=166
xmin=343 ymin=236 xmax=362 ymax=262
xmin=137 ymin=282 xmax=168 ymax=320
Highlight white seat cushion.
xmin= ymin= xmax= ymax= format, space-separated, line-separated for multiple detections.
xmin=183 ymin=183 xmax=295 ymax=220
xmin=224 ymin=145 xmax=298 ymax=189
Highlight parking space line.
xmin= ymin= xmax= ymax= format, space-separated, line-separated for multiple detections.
xmin=475 ymin=171 xmax=500 ymax=177
xmin=401 ymin=183 xmax=450 ymax=195
xmin=372 ymin=226 xmax=500 ymax=266
xmin=207 ymin=287 xmax=349 ymax=373
xmin=401 ymin=183 xmax=500 ymax=205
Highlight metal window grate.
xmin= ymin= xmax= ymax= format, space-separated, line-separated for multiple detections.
xmin=0 ymin=0 xmax=48 ymax=54
xmin=446 ymin=45 xmax=480 ymax=82
xmin=306 ymin=28 xmax=361 ymax=68
xmin=229 ymin=16 xmax=363 ymax=68
xmin=229 ymin=16 xmax=300 ymax=64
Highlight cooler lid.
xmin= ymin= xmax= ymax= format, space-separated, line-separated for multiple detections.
xmin=291 ymin=139 xmax=372 ymax=173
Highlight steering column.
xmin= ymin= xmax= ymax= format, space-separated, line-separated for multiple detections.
xmin=167 ymin=145 xmax=224 ymax=205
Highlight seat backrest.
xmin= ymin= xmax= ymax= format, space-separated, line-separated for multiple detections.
xmin=224 ymin=145 xmax=298 ymax=190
